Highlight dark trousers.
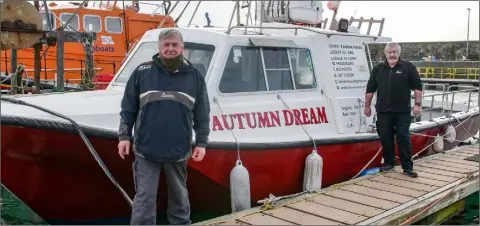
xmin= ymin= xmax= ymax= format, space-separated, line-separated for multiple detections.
xmin=376 ymin=112 xmax=414 ymax=172
xmin=130 ymin=155 xmax=191 ymax=225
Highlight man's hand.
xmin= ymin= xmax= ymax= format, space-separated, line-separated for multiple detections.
xmin=118 ymin=140 xmax=131 ymax=160
xmin=192 ymin=147 xmax=206 ymax=162
xmin=364 ymin=105 xmax=372 ymax=117
xmin=413 ymin=104 xmax=421 ymax=116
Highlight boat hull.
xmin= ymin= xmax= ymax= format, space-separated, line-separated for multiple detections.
xmin=1 ymin=115 xmax=478 ymax=224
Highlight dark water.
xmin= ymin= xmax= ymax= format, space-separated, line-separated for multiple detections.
xmin=1 ymin=184 xmax=478 ymax=225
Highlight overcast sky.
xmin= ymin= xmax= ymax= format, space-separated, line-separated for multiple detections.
xmin=59 ymin=1 xmax=479 ymax=42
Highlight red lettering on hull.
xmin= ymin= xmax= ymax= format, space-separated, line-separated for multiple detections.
xmin=212 ymin=107 xmax=329 ymax=131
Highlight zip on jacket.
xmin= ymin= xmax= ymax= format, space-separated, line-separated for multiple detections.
xmin=365 ymin=58 xmax=423 ymax=113
xmin=118 ymin=53 xmax=211 ymax=162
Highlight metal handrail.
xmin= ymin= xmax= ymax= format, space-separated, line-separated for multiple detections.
xmin=421 ymin=84 xmax=446 ymax=119
xmin=224 ymin=25 xmax=380 ymax=40
xmin=419 ymin=84 xmax=479 ymax=120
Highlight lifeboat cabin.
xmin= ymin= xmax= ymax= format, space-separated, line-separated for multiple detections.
xmin=1 ymin=0 xmax=175 ymax=91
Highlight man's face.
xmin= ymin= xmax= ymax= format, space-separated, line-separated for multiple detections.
xmin=159 ymin=37 xmax=183 ymax=59
xmin=385 ymin=47 xmax=399 ymax=63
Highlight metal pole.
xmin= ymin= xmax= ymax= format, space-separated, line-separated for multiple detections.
xmin=466 ymin=8 xmax=470 ymax=57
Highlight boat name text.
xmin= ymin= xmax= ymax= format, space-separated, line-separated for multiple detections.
xmin=212 ymin=107 xmax=329 ymax=131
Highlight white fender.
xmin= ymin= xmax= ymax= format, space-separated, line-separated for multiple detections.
xmin=303 ymin=149 xmax=323 ymax=192
xmin=432 ymin=134 xmax=444 ymax=152
xmin=230 ymin=160 xmax=251 ymax=213
xmin=444 ymin=125 xmax=456 ymax=143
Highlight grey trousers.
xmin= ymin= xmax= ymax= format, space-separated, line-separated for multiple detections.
xmin=130 ymin=155 xmax=191 ymax=225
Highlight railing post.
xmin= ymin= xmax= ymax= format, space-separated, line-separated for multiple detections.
xmin=467 ymin=91 xmax=472 ymax=111
xmin=429 ymin=96 xmax=434 ymax=120
xmin=450 ymin=92 xmax=455 ymax=115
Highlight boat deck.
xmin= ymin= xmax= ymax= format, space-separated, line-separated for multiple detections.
xmin=196 ymin=144 xmax=479 ymax=225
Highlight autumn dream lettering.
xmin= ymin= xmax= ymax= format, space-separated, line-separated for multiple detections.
xmin=212 ymin=107 xmax=329 ymax=131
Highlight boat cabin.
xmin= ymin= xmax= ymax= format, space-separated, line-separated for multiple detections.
xmin=107 ymin=22 xmax=392 ymax=145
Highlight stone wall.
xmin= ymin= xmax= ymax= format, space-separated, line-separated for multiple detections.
xmin=368 ymin=40 xmax=480 ymax=61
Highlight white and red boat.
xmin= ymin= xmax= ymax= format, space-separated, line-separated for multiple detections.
xmin=1 ymin=1 xmax=479 ymax=224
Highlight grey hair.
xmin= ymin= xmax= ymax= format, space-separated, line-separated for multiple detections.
xmin=158 ymin=29 xmax=184 ymax=44
xmin=384 ymin=41 xmax=401 ymax=55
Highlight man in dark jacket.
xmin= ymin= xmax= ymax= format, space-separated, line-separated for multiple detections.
xmin=364 ymin=42 xmax=422 ymax=178
xmin=117 ymin=29 xmax=211 ymax=225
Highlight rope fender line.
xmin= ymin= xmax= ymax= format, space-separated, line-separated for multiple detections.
xmin=399 ymin=171 xmax=476 ymax=225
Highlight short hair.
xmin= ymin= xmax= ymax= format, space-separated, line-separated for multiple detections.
xmin=384 ymin=42 xmax=401 ymax=55
xmin=158 ymin=29 xmax=184 ymax=44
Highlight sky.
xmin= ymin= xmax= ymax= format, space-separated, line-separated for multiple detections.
xmin=58 ymin=1 xmax=479 ymax=42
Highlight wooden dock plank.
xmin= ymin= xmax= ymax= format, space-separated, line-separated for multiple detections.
xmin=218 ymin=220 xmax=250 ymax=225
xmin=309 ymin=194 xmax=385 ymax=217
xmin=383 ymin=172 xmax=447 ymax=187
xmin=446 ymin=152 xmax=475 ymax=158
xmin=239 ymin=213 xmax=295 ymax=225
xmin=425 ymin=159 xmax=479 ymax=171
xmin=405 ymin=170 xmax=460 ymax=183
xmin=415 ymin=162 xmax=472 ymax=173
xmin=440 ymin=153 xmax=473 ymax=160
xmin=432 ymin=156 xmax=480 ymax=167
xmin=370 ymin=175 xmax=437 ymax=192
xmin=288 ymin=201 xmax=367 ymax=224
xmin=460 ymin=146 xmax=480 ymax=153
xmin=323 ymin=189 xmax=399 ymax=210
xmin=413 ymin=166 xmax=466 ymax=178
xmin=263 ymin=206 xmax=344 ymax=225
xmin=339 ymin=184 xmax=412 ymax=203
xmin=355 ymin=180 xmax=427 ymax=197
xmin=453 ymin=149 xmax=479 ymax=155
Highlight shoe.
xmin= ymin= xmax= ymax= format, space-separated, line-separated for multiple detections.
xmin=380 ymin=165 xmax=394 ymax=172
xmin=403 ymin=170 xmax=418 ymax=178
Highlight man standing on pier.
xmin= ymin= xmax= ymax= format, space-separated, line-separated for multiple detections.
xmin=117 ymin=29 xmax=211 ymax=225
xmin=364 ymin=42 xmax=422 ymax=178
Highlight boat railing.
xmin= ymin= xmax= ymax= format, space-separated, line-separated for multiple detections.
xmin=225 ymin=25 xmax=382 ymax=41
xmin=348 ymin=16 xmax=385 ymax=36
xmin=420 ymin=84 xmax=479 ymax=120
xmin=223 ymin=1 xmax=385 ymax=39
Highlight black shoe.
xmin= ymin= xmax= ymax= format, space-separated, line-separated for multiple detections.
xmin=403 ymin=170 xmax=418 ymax=178
xmin=380 ymin=165 xmax=394 ymax=172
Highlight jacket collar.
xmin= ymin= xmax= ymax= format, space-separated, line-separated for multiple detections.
xmin=151 ymin=53 xmax=193 ymax=73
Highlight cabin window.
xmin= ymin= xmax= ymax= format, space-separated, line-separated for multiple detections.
xmin=182 ymin=42 xmax=215 ymax=78
xmin=40 ymin=11 xmax=55 ymax=30
xmin=219 ymin=46 xmax=267 ymax=93
xmin=105 ymin=17 xmax=122 ymax=33
xmin=113 ymin=41 xmax=216 ymax=85
xmin=60 ymin=13 xmax=79 ymax=31
xmin=218 ymin=46 xmax=316 ymax=93
xmin=83 ymin=15 xmax=101 ymax=32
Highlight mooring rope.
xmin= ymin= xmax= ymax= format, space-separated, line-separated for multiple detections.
xmin=212 ymin=97 xmax=241 ymax=162
xmin=399 ymin=171 xmax=476 ymax=225
xmin=202 ymin=111 xmax=479 ymax=225
xmin=276 ymin=94 xmax=317 ymax=152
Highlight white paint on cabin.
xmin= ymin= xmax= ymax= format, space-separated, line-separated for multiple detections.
xmin=2 ymin=23 xmax=478 ymax=146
